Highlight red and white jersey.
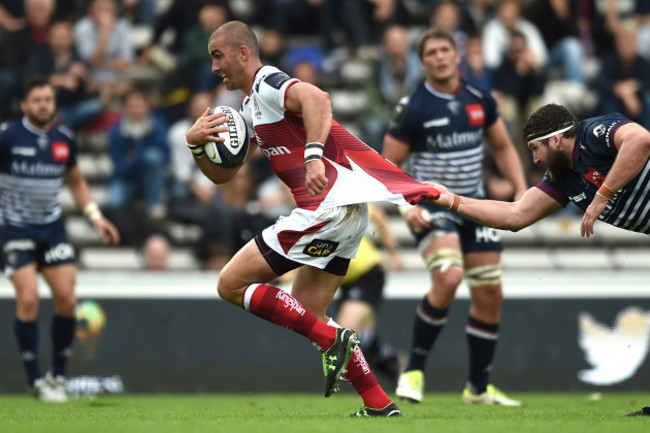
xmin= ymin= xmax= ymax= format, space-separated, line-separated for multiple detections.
xmin=241 ymin=66 xmax=439 ymax=211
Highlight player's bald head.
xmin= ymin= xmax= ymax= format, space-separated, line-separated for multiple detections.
xmin=210 ymin=21 xmax=259 ymax=57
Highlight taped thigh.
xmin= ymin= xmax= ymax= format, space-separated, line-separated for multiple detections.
xmin=464 ymin=264 xmax=502 ymax=288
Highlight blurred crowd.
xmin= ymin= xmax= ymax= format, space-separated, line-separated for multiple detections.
xmin=2 ymin=0 xmax=649 ymax=270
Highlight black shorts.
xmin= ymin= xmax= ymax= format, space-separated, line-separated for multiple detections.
xmin=336 ymin=264 xmax=385 ymax=310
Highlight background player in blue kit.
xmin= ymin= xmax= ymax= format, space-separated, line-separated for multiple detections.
xmin=382 ymin=27 xmax=528 ymax=405
xmin=429 ymin=103 xmax=650 ymax=237
xmin=0 ymin=77 xmax=120 ymax=402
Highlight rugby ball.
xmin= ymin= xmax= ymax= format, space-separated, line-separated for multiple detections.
xmin=204 ymin=105 xmax=250 ymax=168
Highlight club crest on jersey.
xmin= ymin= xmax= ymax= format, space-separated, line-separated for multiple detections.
xmin=465 ymin=104 xmax=485 ymax=127
xmin=51 ymin=141 xmax=70 ymax=162
xmin=303 ymin=239 xmax=338 ymax=257
xmin=585 ymin=166 xmax=606 ymax=186
xmin=447 ymin=100 xmax=461 ymax=114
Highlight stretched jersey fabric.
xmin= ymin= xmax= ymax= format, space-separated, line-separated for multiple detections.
xmin=0 ymin=118 xmax=77 ymax=226
xmin=240 ymin=66 xmax=439 ymax=211
xmin=386 ymin=80 xmax=499 ymax=198
xmin=536 ymin=113 xmax=650 ymax=234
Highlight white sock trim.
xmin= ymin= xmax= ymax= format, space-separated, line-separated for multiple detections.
xmin=242 ymin=283 xmax=261 ymax=312
xmin=327 ymin=317 xmax=341 ymax=328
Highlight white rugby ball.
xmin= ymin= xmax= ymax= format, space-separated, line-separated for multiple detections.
xmin=204 ymin=105 xmax=250 ymax=168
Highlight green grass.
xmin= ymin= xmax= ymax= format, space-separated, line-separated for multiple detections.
xmin=0 ymin=392 xmax=648 ymax=433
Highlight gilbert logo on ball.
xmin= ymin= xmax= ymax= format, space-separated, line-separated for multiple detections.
xmin=204 ymin=105 xmax=250 ymax=168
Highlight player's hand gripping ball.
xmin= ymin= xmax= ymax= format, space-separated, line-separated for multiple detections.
xmin=204 ymin=105 xmax=250 ymax=168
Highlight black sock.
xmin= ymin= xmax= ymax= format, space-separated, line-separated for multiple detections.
xmin=405 ymin=296 xmax=448 ymax=372
xmin=14 ymin=318 xmax=41 ymax=387
xmin=51 ymin=315 xmax=76 ymax=377
xmin=466 ymin=315 xmax=499 ymax=394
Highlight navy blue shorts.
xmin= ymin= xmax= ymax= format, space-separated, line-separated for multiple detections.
xmin=1 ymin=219 xmax=76 ymax=276
xmin=414 ymin=201 xmax=503 ymax=253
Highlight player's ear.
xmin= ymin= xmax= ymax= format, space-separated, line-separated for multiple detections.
xmin=239 ymin=44 xmax=250 ymax=61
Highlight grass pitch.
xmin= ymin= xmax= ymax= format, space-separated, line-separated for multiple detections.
xmin=0 ymin=392 xmax=648 ymax=433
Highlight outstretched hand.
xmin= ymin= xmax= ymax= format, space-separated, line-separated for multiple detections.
xmin=423 ymin=181 xmax=453 ymax=209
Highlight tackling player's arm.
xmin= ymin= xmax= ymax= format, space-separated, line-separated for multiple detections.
xmin=185 ymin=107 xmax=258 ymax=185
xmin=485 ymin=118 xmax=528 ymax=200
xmin=431 ymin=183 xmax=562 ymax=231
xmin=581 ymin=121 xmax=650 ymax=237
xmin=285 ymin=82 xmax=332 ymax=196
xmin=64 ymin=164 xmax=120 ymax=245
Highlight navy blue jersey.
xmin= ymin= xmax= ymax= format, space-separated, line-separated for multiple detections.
xmin=0 ymin=118 xmax=78 ymax=226
xmin=537 ymin=113 xmax=650 ymax=234
xmin=386 ymin=80 xmax=499 ymax=198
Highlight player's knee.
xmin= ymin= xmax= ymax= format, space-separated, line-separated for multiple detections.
xmin=16 ymin=293 xmax=39 ymax=320
xmin=476 ymin=284 xmax=503 ymax=308
xmin=434 ymin=267 xmax=464 ymax=290
xmin=216 ymin=272 xmax=241 ymax=304
xmin=54 ymin=293 xmax=78 ymax=317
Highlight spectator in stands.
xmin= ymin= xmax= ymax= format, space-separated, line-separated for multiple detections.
xmin=103 ymin=87 xmax=171 ymax=261
xmin=342 ymin=0 xmax=410 ymax=49
xmin=579 ymin=0 xmax=641 ymax=57
xmin=526 ymin=0 xmax=586 ymax=87
xmin=262 ymin=0 xmax=322 ymax=38
xmin=595 ymin=22 xmax=650 ymax=130
xmin=460 ymin=36 xmax=493 ymax=90
xmin=0 ymin=0 xmax=25 ymax=34
xmin=202 ymin=163 xmax=266 ymax=270
xmin=121 ymin=0 xmax=155 ymax=25
xmin=430 ymin=0 xmax=470 ymax=58
xmin=464 ymin=0 xmax=494 ymax=35
xmin=259 ymin=27 xmax=287 ymax=71
xmin=637 ymin=3 xmax=650 ymax=61
xmin=481 ymin=0 xmax=547 ymax=71
xmin=0 ymin=0 xmax=54 ymax=119
xmin=138 ymin=0 xmax=229 ymax=67
xmin=361 ymin=24 xmax=423 ymax=151
xmin=24 ymin=20 xmax=104 ymax=132
xmin=492 ymin=30 xmax=547 ymax=185
xmin=73 ymin=0 xmax=135 ymax=106
xmin=106 ymin=86 xmax=170 ymax=220
xmin=142 ymin=233 xmax=170 ymax=271
xmin=182 ymin=2 xmax=229 ymax=92
xmin=291 ymin=60 xmax=320 ymax=86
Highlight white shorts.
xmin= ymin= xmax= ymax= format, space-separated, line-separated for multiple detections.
xmin=259 ymin=203 xmax=369 ymax=275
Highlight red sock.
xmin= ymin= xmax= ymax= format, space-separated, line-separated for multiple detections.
xmin=346 ymin=345 xmax=392 ymax=409
xmin=244 ymin=284 xmax=336 ymax=350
